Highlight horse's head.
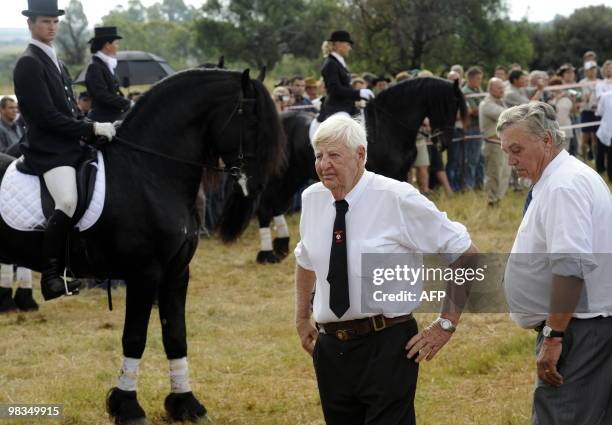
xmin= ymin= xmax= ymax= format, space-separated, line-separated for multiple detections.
xmin=207 ymin=69 xmax=285 ymax=241
xmin=427 ymin=78 xmax=467 ymax=149
xmin=207 ymin=69 xmax=283 ymax=200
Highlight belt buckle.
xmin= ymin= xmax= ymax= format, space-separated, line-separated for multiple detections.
xmin=335 ymin=329 xmax=349 ymax=341
xmin=371 ymin=315 xmax=386 ymax=332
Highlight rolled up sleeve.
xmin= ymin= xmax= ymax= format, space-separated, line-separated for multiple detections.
xmin=398 ymin=191 xmax=472 ymax=264
xmin=544 ymin=186 xmax=598 ymax=278
xmin=294 ymin=194 xmax=314 ymax=271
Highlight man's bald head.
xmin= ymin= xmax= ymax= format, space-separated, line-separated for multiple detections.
xmin=488 ymin=77 xmax=505 ymax=99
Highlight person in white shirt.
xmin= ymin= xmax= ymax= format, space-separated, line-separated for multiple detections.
xmin=294 ymin=114 xmax=477 ymax=425
xmin=596 ymin=86 xmax=612 ymax=182
xmin=499 ymin=102 xmax=612 ymax=425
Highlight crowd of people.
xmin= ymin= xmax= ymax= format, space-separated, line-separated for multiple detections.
xmin=271 ymin=50 xmax=612 ymax=207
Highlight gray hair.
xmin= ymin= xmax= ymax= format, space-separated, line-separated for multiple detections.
xmin=312 ymin=114 xmax=368 ymax=160
xmin=496 ymin=101 xmax=565 ymax=147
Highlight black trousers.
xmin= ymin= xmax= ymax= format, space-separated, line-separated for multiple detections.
xmin=596 ymin=138 xmax=612 ymax=181
xmin=313 ymin=319 xmax=419 ymax=425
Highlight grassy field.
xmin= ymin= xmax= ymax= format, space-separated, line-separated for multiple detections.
xmin=0 ymin=183 xmax=604 ymax=424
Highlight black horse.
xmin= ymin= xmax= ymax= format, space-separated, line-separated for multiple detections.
xmin=0 ymin=68 xmax=284 ymax=423
xmin=256 ymin=77 xmax=466 ymax=263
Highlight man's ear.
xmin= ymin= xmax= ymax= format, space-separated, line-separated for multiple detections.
xmin=357 ymin=145 xmax=366 ymax=161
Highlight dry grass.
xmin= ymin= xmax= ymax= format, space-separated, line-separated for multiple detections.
xmin=0 ymin=185 xmax=600 ymax=425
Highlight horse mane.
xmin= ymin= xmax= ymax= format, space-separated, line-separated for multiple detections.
xmin=119 ymin=68 xmax=239 ymax=136
xmin=118 ymin=68 xmax=285 ymax=177
xmin=251 ymin=79 xmax=286 ymax=177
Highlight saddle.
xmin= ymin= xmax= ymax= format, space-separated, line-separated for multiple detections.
xmin=15 ymin=147 xmax=99 ymax=225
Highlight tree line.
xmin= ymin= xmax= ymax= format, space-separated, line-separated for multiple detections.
xmin=9 ymin=0 xmax=612 ymax=85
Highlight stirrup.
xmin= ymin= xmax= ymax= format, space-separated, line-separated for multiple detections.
xmin=62 ymin=267 xmax=79 ymax=296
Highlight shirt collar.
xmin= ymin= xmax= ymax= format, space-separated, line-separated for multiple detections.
xmin=331 ymin=52 xmax=347 ymax=70
xmin=94 ymin=51 xmax=118 ymax=73
xmin=30 ymin=39 xmax=60 ymax=72
xmin=343 ymin=170 xmax=373 ymax=211
xmin=532 ymin=149 xmax=570 ymax=198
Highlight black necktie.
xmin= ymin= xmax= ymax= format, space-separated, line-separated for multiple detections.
xmin=523 ymin=187 xmax=533 ymax=217
xmin=327 ymin=200 xmax=350 ymax=318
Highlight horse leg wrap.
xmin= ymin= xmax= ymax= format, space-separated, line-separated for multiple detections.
xmin=0 ymin=264 xmax=13 ymax=288
xmin=16 ymin=268 xmax=32 ymax=289
xmin=273 ymin=215 xmax=289 ymax=238
xmin=169 ymin=357 xmax=191 ymax=393
xmin=117 ymin=357 xmax=140 ymax=392
xmin=259 ymin=227 xmax=273 ymax=251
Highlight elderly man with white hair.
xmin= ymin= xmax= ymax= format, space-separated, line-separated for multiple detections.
xmin=499 ymin=101 xmax=612 ymax=425
xmin=294 ymin=115 xmax=477 ymax=425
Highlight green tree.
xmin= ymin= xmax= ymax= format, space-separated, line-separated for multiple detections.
xmin=346 ymin=0 xmax=518 ymax=74
xmin=195 ymin=0 xmax=348 ymax=70
xmin=55 ymin=0 xmax=91 ymax=67
xmin=527 ymin=6 xmax=612 ymax=71
xmin=102 ymin=4 xmax=202 ymax=70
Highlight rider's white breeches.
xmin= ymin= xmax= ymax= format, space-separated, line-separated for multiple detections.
xmin=43 ymin=166 xmax=77 ymax=218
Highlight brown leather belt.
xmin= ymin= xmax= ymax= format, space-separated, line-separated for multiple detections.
xmin=317 ymin=314 xmax=415 ymax=341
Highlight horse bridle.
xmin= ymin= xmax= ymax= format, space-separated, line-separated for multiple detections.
xmin=113 ymin=91 xmax=255 ymax=196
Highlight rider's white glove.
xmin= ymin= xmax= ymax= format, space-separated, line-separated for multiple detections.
xmin=94 ymin=122 xmax=116 ymax=141
xmin=359 ymin=88 xmax=375 ymax=100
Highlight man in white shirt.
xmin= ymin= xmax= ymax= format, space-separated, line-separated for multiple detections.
xmin=595 ymin=91 xmax=612 ymax=181
xmin=499 ymin=102 xmax=612 ymax=425
xmin=294 ymin=115 xmax=477 ymax=425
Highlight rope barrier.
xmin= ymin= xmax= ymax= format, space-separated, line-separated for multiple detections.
xmin=463 ymin=80 xmax=608 ymax=99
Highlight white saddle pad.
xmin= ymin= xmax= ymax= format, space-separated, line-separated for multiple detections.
xmin=0 ymin=151 xmax=106 ymax=232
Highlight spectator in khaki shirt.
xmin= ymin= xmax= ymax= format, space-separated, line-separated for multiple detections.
xmin=480 ymin=78 xmax=511 ymax=206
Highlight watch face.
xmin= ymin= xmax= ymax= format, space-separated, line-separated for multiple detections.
xmin=440 ymin=319 xmax=451 ymax=330
xmin=542 ymin=326 xmax=551 ymax=337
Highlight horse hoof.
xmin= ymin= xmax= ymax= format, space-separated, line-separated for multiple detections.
xmin=272 ymin=237 xmax=290 ymax=259
xmin=165 ymin=391 xmax=209 ymax=422
xmin=256 ymin=250 xmax=281 ymax=264
xmin=13 ymin=288 xmax=39 ymax=311
xmin=0 ymin=287 xmax=17 ymax=313
xmin=106 ymin=387 xmax=149 ymax=425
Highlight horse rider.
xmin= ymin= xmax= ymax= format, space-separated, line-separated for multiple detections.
xmin=85 ymin=26 xmax=131 ymax=122
xmin=13 ymin=0 xmax=116 ymax=301
xmin=309 ymin=30 xmax=375 ymax=140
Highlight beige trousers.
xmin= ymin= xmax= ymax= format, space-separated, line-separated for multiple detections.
xmin=483 ymin=141 xmax=511 ymax=204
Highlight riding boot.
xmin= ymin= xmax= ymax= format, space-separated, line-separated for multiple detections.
xmin=40 ymin=210 xmax=81 ymax=301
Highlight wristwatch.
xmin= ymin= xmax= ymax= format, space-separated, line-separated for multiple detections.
xmin=436 ymin=317 xmax=456 ymax=333
xmin=542 ymin=325 xmax=564 ymax=339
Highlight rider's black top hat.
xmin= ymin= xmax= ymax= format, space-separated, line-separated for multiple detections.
xmin=88 ymin=27 xmax=123 ymax=44
xmin=22 ymin=0 xmax=65 ymax=17
xmin=328 ymin=30 xmax=354 ymax=45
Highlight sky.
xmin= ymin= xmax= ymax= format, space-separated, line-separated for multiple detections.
xmin=0 ymin=0 xmax=608 ymax=28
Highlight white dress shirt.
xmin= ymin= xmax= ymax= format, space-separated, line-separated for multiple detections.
xmin=295 ymin=171 xmax=472 ymax=323
xmin=596 ymin=91 xmax=612 ymax=147
xmin=331 ymin=52 xmax=347 ymax=70
xmin=504 ymin=150 xmax=612 ymax=328
xmin=30 ymin=38 xmax=61 ymax=72
xmin=94 ymin=51 xmax=118 ymax=75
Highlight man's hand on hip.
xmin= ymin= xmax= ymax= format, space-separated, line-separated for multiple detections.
xmin=537 ymin=338 xmax=564 ymax=387
xmin=406 ymin=320 xmax=453 ymax=362
xmin=296 ymin=319 xmax=319 ymax=356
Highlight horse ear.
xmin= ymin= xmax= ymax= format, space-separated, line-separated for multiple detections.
xmin=257 ymin=66 xmax=266 ymax=83
xmin=241 ymin=69 xmax=251 ymax=94
xmin=217 ymin=56 xmax=225 ymax=69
